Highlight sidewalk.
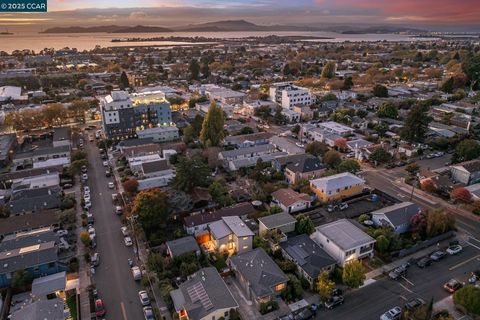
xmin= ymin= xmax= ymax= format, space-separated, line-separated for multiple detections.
xmin=112 ymin=158 xmax=172 ymax=320
xmin=73 ymin=177 xmax=92 ymax=320
xmin=434 ymin=295 xmax=472 ymax=320
xmin=365 ymin=237 xmax=456 ymax=280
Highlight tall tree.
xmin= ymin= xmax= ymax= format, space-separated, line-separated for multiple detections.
xmin=452 ymin=139 xmax=480 ymax=163
xmin=400 ymin=104 xmax=431 ymax=142
xmin=119 ymin=71 xmax=130 ymax=89
xmin=200 ymin=102 xmax=225 ymax=147
xmin=171 ymin=156 xmax=210 ymax=192
xmin=189 ymin=59 xmax=200 ymax=80
xmin=377 ymin=102 xmax=398 ymax=119
xmin=321 ymin=61 xmax=336 ymax=79
xmin=295 ymin=214 xmax=315 ymax=235
xmin=342 ymin=259 xmax=366 ymax=289
xmin=305 ymin=141 xmax=329 ymax=157
xmin=131 ymin=188 xmax=170 ymax=233
xmin=323 ymin=150 xmax=342 ymax=169
xmin=316 ymin=272 xmax=335 ymax=301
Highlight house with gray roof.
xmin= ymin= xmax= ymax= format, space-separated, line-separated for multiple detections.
xmin=311 ymin=219 xmax=375 ymax=266
xmin=283 ymin=154 xmax=325 ymax=184
xmin=208 ymin=216 xmax=254 ymax=256
xmin=450 ymin=159 xmax=480 ymax=185
xmin=166 ymin=236 xmax=200 ymax=258
xmin=9 ymin=186 xmax=62 ymax=215
xmin=31 ymin=271 xmax=66 ymax=300
xmin=227 ymin=248 xmax=288 ymax=305
xmin=258 ymin=212 xmax=296 ymax=237
xmin=218 ymin=143 xmax=287 ymax=171
xmin=10 ymin=298 xmax=67 ymax=320
xmin=0 ymin=227 xmax=60 ymax=251
xmin=371 ymin=202 xmax=421 ymax=234
xmin=280 ymin=234 xmax=336 ymax=289
xmin=170 ymin=267 xmax=238 ymax=320
xmin=13 ymin=145 xmax=70 ymax=168
xmin=0 ymin=241 xmax=64 ymax=287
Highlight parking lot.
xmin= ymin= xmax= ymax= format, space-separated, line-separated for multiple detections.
xmin=314 ymin=244 xmax=480 ymax=320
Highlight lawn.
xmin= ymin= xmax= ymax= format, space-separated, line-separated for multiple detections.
xmin=66 ymin=295 xmax=78 ymax=320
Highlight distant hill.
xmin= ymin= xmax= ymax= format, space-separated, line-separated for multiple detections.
xmin=341 ymin=25 xmax=425 ymax=34
xmin=174 ymin=20 xmax=324 ymax=32
xmin=41 ymin=25 xmax=173 ymax=34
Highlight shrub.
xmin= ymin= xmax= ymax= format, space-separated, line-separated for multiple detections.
xmin=453 ymin=286 xmax=480 ymax=316
xmin=259 ymin=300 xmax=279 ymax=315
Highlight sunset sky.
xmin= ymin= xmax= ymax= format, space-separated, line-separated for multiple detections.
xmin=1 ymin=0 xmax=479 ymax=30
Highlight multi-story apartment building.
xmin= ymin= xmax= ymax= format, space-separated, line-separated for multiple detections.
xmin=100 ymin=91 xmax=172 ymax=140
xmin=269 ymin=82 xmax=313 ymax=109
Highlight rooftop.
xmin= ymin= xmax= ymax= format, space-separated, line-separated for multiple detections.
xmin=184 ymin=202 xmax=255 ymax=228
xmin=31 ymin=271 xmax=66 ymax=297
xmin=371 ymin=201 xmax=421 ymax=227
xmin=314 ymin=219 xmax=375 ymax=250
xmin=165 ymin=236 xmax=200 ymax=257
xmin=310 ymin=172 xmax=365 ymax=194
xmin=258 ymin=212 xmax=296 ymax=229
xmin=0 ymin=241 xmax=58 ymax=274
xmin=271 ymin=188 xmax=310 ymax=208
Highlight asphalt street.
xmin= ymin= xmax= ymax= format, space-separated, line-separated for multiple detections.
xmin=316 ymin=245 xmax=480 ymax=320
xmin=84 ymin=136 xmax=144 ymax=320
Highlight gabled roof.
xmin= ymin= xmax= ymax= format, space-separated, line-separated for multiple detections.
xmin=452 ymin=159 xmax=480 ymax=174
xmin=285 ymin=155 xmax=324 ymax=174
xmin=171 ymin=267 xmax=238 ymax=319
xmin=166 ymin=236 xmax=200 ymax=257
xmin=209 ymin=216 xmax=254 ymax=239
xmin=314 ymin=219 xmax=375 ymax=251
xmin=280 ymin=234 xmax=336 ymax=279
xmin=228 ymin=248 xmax=288 ymax=298
xmin=310 ymin=172 xmax=365 ymax=194
xmin=11 ymin=298 xmax=65 ymax=320
xmin=0 ymin=241 xmax=58 ymax=274
xmin=272 ymin=188 xmax=311 ymax=208
xmin=0 ymin=227 xmax=59 ymax=252
xmin=31 ymin=271 xmax=66 ymax=297
xmin=371 ymin=201 xmax=420 ymax=227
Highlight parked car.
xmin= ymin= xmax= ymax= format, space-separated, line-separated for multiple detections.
xmin=84 ymin=186 xmax=90 ymax=193
xmin=84 ymin=201 xmax=92 ymax=210
xmin=138 ymin=290 xmax=151 ymax=306
xmin=88 ymin=227 xmax=96 ymax=239
xmin=95 ymin=299 xmax=106 ymax=317
xmin=444 ymin=279 xmax=462 ymax=293
xmin=143 ymin=306 xmax=155 ymax=320
xmin=124 ymin=236 xmax=133 ymax=247
xmin=105 ymin=170 xmax=111 ymax=177
xmin=91 ymin=253 xmax=100 ymax=267
xmin=388 ymin=264 xmax=408 ymax=280
xmin=446 ymin=245 xmax=462 ymax=255
xmin=115 ymin=206 xmax=123 ymax=215
xmin=56 ymin=229 xmax=68 ymax=237
xmin=121 ymin=226 xmax=129 ymax=236
xmin=103 ymin=161 xmax=109 ymax=167
xmin=404 ymin=298 xmax=425 ymax=311
xmin=380 ymin=306 xmax=402 ymax=320
xmin=62 ymin=183 xmax=73 ymax=189
xmin=87 ymin=213 xmax=94 ymax=225
xmin=84 ymin=193 xmax=91 ymax=202
xmin=430 ymin=250 xmax=447 ymax=261
xmin=82 ymin=173 xmax=88 ymax=181
xmin=324 ymin=296 xmax=344 ymax=309
xmin=81 ymin=165 xmax=87 ymax=173
xmin=416 ymin=257 xmax=433 ymax=268
xmin=327 ymin=204 xmax=338 ymax=212
xmin=108 ymin=182 xmax=115 ymax=189
xmin=339 ymin=202 xmax=348 ymax=211
xmin=293 ymin=308 xmax=314 ymax=320
xmin=468 ymin=271 xmax=480 ymax=283
xmin=132 ymin=266 xmax=142 ymax=281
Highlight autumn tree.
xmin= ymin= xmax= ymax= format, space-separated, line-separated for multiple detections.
xmin=321 ymin=61 xmax=336 ymax=79
xmin=420 ymin=179 xmax=437 ymax=193
xmin=334 ymin=138 xmax=347 ymax=152
xmin=425 ymin=210 xmax=455 ymax=238
xmin=316 ymin=271 xmax=335 ymax=301
xmin=451 ymin=187 xmax=472 ymax=204
xmin=123 ymin=179 xmax=139 ymax=194
xmin=80 ymin=231 xmax=91 ymax=247
xmin=342 ymin=259 xmax=366 ymax=289
xmin=200 ymin=102 xmax=225 ymax=147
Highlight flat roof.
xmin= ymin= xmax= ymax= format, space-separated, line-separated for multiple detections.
xmin=315 ymin=219 xmax=374 ymax=250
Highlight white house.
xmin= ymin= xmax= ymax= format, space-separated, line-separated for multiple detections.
xmin=269 ymin=82 xmax=313 ymax=109
xmin=311 ymin=219 xmax=375 ymax=266
xmin=271 ymin=188 xmax=311 ymax=214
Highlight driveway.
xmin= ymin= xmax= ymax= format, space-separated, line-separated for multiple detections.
xmin=84 ymin=136 xmax=144 ymax=320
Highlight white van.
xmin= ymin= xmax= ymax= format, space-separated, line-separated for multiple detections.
xmin=132 ymin=266 xmax=141 ymax=281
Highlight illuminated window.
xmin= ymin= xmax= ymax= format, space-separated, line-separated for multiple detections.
xmin=275 ymin=283 xmax=286 ymax=291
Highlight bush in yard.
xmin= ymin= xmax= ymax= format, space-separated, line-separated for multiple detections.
xmin=342 ymin=259 xmax=365 ymax=289
xmin=80 ymin=231 xmax=91 ymax=247
xmin=123 ymin=179 xmax=139 ymax=194
xmin=259 ymin=300 xmax=279 ymax=315
xmin=451 ymin=187 xmax=472 ymax=204
xmin=358 ymin=214 xmax=370 ymax=224
xmin=453 ymin=286 xmax=480 ymax=316
xmin=316 ymin=271 xmax=335 ymax=301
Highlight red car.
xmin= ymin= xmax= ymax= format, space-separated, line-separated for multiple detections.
xmin=95 ymin=299 xmax=106 ymax=317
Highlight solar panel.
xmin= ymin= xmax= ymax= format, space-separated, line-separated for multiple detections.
xmin=187 ymin=282 xmax=213 ymax=310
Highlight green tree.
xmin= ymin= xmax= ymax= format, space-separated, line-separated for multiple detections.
xmin=453 ymin=286 xmax=480 ymax=316
xmin=369 ymin=148 xmax=391 ymax=164
xmin=337 ymin=159 xmax=360 ymax=173
xmin=316 ymin=271 xmax=335 ymax=301
xmin=281 ymin=274 xmax=303 ymax=302
xmin=440 ymin=77 xmax=454 ymax=93
xmin=119 ymin=71 xmax=130 ymax=89
xmin=189 ymin=59 xmax=200 ymax=80
xmin=342 ymin=259 xmax=366 ymax=289
xmin=405 ymin=163 xmax=420 ymax=175
xmin=462 ymin=53 xmax=480 ymax=89
xmin=295 ymin=214 xmax=315 ymax=235
xmin=305 ymin=141 xmax=329 ymax=157
xmin=452 ymin=139 xmax=480 ymax=163
xmin=425 ymin=210 xmax=455 ymax=238
xmin=208 ymin=181 xmax=234 ymax=207
xmin=131 ymin=188 xmax=170 ymax=234
xmin=343 ymin=76 xmax=354 ymax=90
xmin=200 ymin=102 xmax=225 ymax=147
xmin=11 ymin=270 xmax=33 ymax=289
xmin=377 ymin=102 xmax=398 ymax=119
xmin=323 ymin=150 xmax=342 ymax=169
xmin=375 ymin=235 xmax=390 ymax=253
xmin=372 ymin=84 xmax=388 ymax=97
xmin=172 ymin=156 xmax=210 ymax=192
xmin=273 ymin=106 xmax=285 ymax=124
xmin=321 ymin=61 xmax=336 ymax=79
xmin=400 ymin=104 xmax=432 ymax=142
xmin=68 ymin=159 xmax=89 ymax=176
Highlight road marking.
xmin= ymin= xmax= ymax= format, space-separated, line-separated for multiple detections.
xmin=120 ymin=301 xmax=128 ymax=320
xmin=399 ymin=283 xmax=414 ymax=293
xmin=399 ymin=295 xmax=408 ymax=301
xmin=466 ymin=241 xmax=480 ymax=251
xmin=449 ymin=255 xmax=480 ymax=271
xmin=401 ymin=276 xmax=414 ymax=286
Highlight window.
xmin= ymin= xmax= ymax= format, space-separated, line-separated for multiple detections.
xmin=275 ymin=283 xmax=286 ymax=291
xmin=243 ymin=246 xmax=248 ymax=250
xmin=242 ymin=237 xmax=249 ymax=240
xmin=224 ymin=311 xmax=229 ymax=317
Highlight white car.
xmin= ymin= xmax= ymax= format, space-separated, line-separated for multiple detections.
xmin=56 ymin=229 xmax=68 ymax=237
xmin=446 ymin=244 xmax=463 ymax=255
xmin=124 ymin=236 xmax=133 ymax=247
xmin=380 ymin=306 xmax=402 ymax=320
xmin=84 ymin=186 xmax=90 ymax=193
xmin=82 ymin=173 xmax=88 ymax=181
xmin=108 ymin=182 xmax=115 ymax=189
xmin=295 ymin=142 xmax=305 ymax=148
xmin=138 ymin=290 xmax=151 ymax=306
xmin=103 ymin=161 xmax=109 ymax=167
xmin=84 ymin=193 xmax=91 ymax=202
xmin=121 ymin=226 xmax=129 ymax=236
xmin=88 ymin=227 xmax=96 ymax=239
xmin=84 ymin=201 xmax=92 ymax=210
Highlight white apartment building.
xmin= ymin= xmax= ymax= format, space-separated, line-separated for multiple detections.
xmin=269 ymin=82 xmax=313 ymax=109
